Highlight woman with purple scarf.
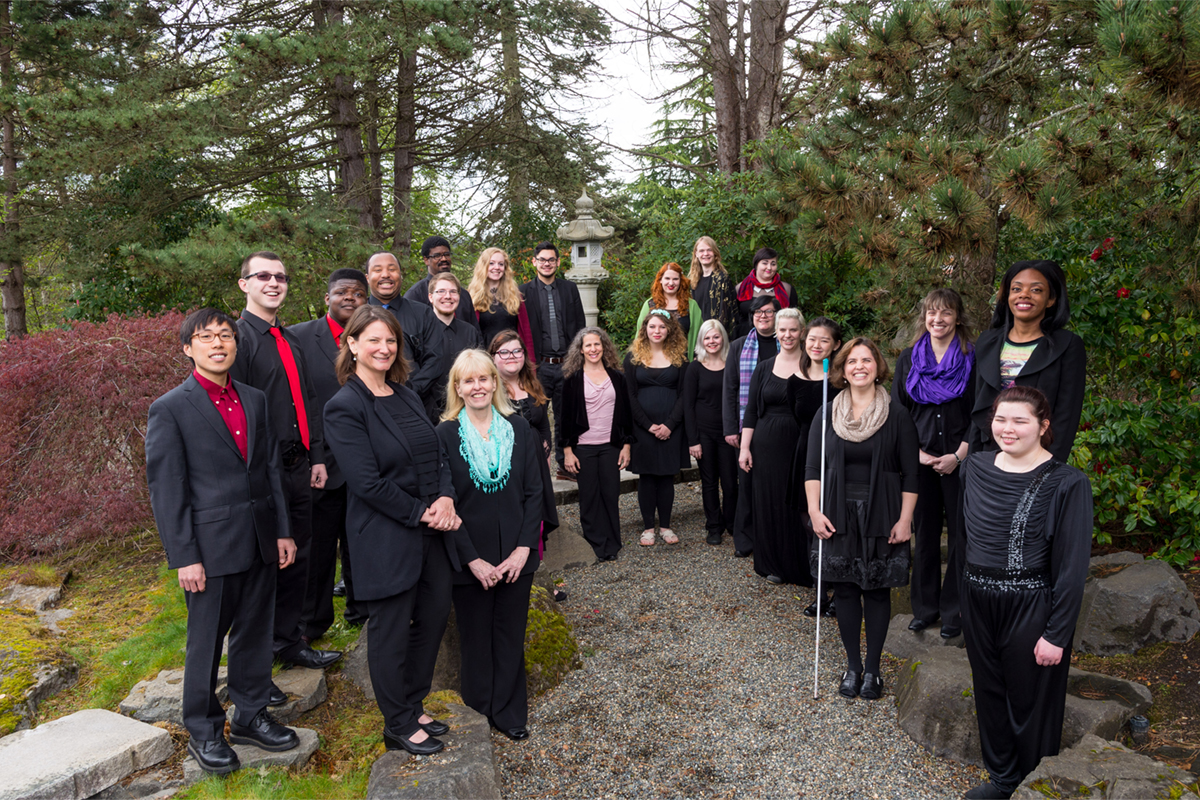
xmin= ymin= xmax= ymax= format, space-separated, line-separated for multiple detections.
xmin=892 ymin=288 xmax=976 ymax=640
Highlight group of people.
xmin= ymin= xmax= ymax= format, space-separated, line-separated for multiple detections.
xmin=146 ymin=235 xmax=1092 ymax=800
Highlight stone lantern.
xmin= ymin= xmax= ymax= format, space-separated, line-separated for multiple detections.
xmin=557 ymin=188 xmax=614 ymax=327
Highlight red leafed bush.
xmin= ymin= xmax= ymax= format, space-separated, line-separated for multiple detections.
xmin=0 ymin=312 xmax=189 ymax=561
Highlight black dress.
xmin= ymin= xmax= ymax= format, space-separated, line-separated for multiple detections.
xmin=478 ymin=302 xmax=519 ymax=348
xmin=684 ymin=359 xmax=737 ymax=536
xmin=511 ymin=395 xmax=560 ymax=536
xmin=624 ymin=354 xmax=687 ymax=476
xmin=743 ymin=360 xmax=807 ymax=584
xmin=788 ymin=375 xmax=841 ymax=580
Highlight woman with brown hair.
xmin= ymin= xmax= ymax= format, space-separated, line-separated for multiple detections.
xmin=468 ymin=247 xmax=537 ymax=360
xmin=624 ymin=310 xmax=690 ymax=546
xmin=734 ymin=247 xmax=799 ymax=338
xmin=688 ymin=236 xmax=738 ymax=334
xmin=635 ymin=262 xmax=703 ymax=358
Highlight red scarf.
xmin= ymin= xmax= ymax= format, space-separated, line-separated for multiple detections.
xmin=736 ymin=271 xmax=790 ymax=308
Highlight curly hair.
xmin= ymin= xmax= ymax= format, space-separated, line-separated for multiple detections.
xmin=488 ymin=329 xmax=549 ymax=406
xmin=688 ymin=236 xmax=728 ymax=287
xmin=468 ymin=247 xmax=523 ymax=314
xmin=562 ymin=327 xmax=623 ymax=377
xmin=629 ymin=310 xmax=688 ymax=367
xmin=830 ymin=337 xmax=891 ymax=389
xmin=648 ymin=262 xmax=692 ymax=317
xmin=910 ymin=287 xmax=975 ymax=354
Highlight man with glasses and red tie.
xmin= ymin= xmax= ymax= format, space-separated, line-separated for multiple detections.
xmin=230 ymin=252 xmax=343 ymax=680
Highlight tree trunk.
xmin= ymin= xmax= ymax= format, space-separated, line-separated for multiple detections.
xmin=365 ymin=79 xmax=384 ymax=238
xmin=746 ymin=0 xmax=787 ymax=156
xmin=392 ymin=47 xmax=417 ymax=267
xmin=708 ymin=0 xmax=743 ymax=174
xmin=0 ymin=0 xmax=25 ymax=338
xmin=500 ymin=0 xmax=529 ymax=209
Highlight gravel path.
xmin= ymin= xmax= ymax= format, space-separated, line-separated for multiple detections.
xmin=497 ymin=483 xmax=982 ymax=799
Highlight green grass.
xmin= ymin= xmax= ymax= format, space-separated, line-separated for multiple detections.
xmin=177 ymin=768 xmax=370 ymax=799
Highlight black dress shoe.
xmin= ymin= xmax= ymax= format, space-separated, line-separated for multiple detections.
xmin=733 ymin=549 xmax=752 ymax=558
xmin=940 ymin=625 xmax=963 ymax=639
xmin=822 ymin=599 xmax=837 ymax=618
xmin=267 ymin=683 xmax=288 ymax=707
xmin=383 ymin=729 xmax=445 ymax=755
xmin=803 ymin=602 xmax=820 ymax=617
xmin=283 ymin=646 xmax=343 ymax=670
xmin=706 ymin=532 xmax=723 ymax=545
xmin=187 ymin=737 xmax=240 ymax=774
xmin=838 ymin=670 xmax=862 ymax=698
xmin=964 ymin=782 xmax=1013 ymax=799
xmin=500 ymin=726 xmax=529 ymax=741
xmin=229 ymin=709 xmax=300 ymax=752
xmin=419 ymin=718 xmax=450 ymax=736
xmin=765 ymin=574 xmax=783 ymax=584
xmin=860 ymin=673 xmax=884 ymax=700
xmin=332 ymin=579 xmax=346 ymax=597
xmin=908 ymin=617 xmax=935 ymax=632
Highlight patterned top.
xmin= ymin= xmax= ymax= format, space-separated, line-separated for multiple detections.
xmin=999 ymin=338 xmax=1040 ymax=387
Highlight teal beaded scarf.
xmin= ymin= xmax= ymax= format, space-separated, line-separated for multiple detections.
xmin=457 ymin=407 xmax=514 ymax=493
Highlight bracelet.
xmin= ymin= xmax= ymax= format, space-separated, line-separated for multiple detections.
xmin=953 ymin=453 xmax=962 ymax=464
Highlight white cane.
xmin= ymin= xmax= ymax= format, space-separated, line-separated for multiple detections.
xmin=813 ymin=356 xmax=829 ymax=700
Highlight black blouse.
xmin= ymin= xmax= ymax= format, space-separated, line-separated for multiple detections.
xmin=478 ymin=302 xmax=519 ymax=348
xmin=683 ymin=359 xmax=725 ymax=444
xmin=380 ymin=391 xmax=441 ymax=505
xmin=892 ymin=345 xmax=976 ymax=457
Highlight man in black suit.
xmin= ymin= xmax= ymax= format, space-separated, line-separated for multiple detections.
xmin=291 ymin=268 xmax=370 ymax=638
xmin=146 ymin=308 xmax=300 ymax=774
xmin=520 ymin=241 xmax=585 ymax=478
xmin=228 ymin=251 xmax=343 ymax=672
xmin=366 ymin=251 xmax=447 ymax=419
xmin=403 ymin=235 xmax=479 ymax=327
xmin=427 ymin=271 xmax=483 ymax=419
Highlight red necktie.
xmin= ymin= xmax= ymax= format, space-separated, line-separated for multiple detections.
xmin=269 ymin=327 xmax=311 ymax=449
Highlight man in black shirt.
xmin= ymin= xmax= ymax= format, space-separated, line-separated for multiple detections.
xmin=403 ymin=236 xmax=478 ymax=328
xmin=366 ymin=251 xmax=447 ymax=420
xmin=228 ymin=252 xmax=343 ymax=673
xmin=427 ymin=271 xmax=483 ymax=418
xmin=722 ymin=295 xmax=780 ymax=558
xmin=520 ymin=242 xmax=585 ymax=478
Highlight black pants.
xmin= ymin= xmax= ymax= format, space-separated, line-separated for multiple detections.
xmin=339 ymin=527 xmax=368 ymax=624
xmin=183 ymin=556 xmax=274 ymax=740
xmin=275 ymin=454 xmax=313 ymax=659
xmin=732 ymin=457 xmax=754 ymax=553
xmin=830 ymin=582 xmax=891 ymax=675
xmin=453 ymin=572 xmax=533 ymax=731
xmin=364 ymin=536 xmax=452 ymax=737
xmin=576 ymin=443 xmax=622 ymax=559
xmin=637 ymin=473 xmax=675 ymax=529
xmin=910 ymin=464 xmax=965 ymax=627
xmin=697 ymin=430 xmax=737 ymax=535
xmin=537 ymin=360 xmax=566 ymax=470
xmin=303 ymin=482 xmax=345 ymax=641
xmin=963 ymin=580 xmax=1071 ymax=792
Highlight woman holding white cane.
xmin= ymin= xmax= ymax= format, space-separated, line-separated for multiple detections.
xmin=806 ymin=338 xmax=919 ymax=700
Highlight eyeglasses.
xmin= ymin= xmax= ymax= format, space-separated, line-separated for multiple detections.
xmin=431 ymin=289 xmax=459 ymax=297
xmin=753 ymin=308 xmax=777 ymax=318
xmin=425 ymin=251 xmax=452 ymax=261
xmin=534 ymin=257 xmax=558 ymax=265
xmin=245 ymin=271 xmax=289 ymax=284
xmin=191 ymin=331 xmax=235 ymax=343
xmin=495 ymin=348 xmax=524 ymax=359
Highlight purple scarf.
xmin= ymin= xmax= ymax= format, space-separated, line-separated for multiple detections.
xmin=905 ymin=333 xmax=974 ymax=405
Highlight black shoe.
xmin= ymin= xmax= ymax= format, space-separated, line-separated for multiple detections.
xmin=187 ymin=737 xmax=240 ymax=774
xmin=553 ymin=589 xmax=568 ymax=602
xmin=383 ymin=728 xmax=445 ymax=755
xmin=940 ymin=625 xmax=963 ymax=639
xmin=838 ymin=670 xmax=862 ymax=698
xmin=332 ymin=580 xmax=346 ymax=597
xmin=500 ymin=726 xmax=529 ymax=741
xmin=860 ymin=673 xmax=884 ymax=700
xmin=908 ymin=617 xmax=936 ymax=632
xmin=229 ymin=709 xmax=300 ymax=752
xmin=765 ymin=574 xmax=783 ymax=584
xmin=419 ymin=718 xmax=450 ymax=736
xmin=804 ymin=602 xmax=820 ymax=617
xmin=267 ymin=683 xmax=287 ymax=707
xmin=733 ymin=549 xmax=752 ymax=558
xmin=822 ymin=598 xmax=837 ymax=618
xmin=282 ymin=646 xmax=343 ymax=670
xmin=964 ymin=782 xmax=1013 ymax=799
xmin=706 ymin=532 xmax=723 ymax=546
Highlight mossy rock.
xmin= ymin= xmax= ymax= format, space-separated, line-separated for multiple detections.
xmin=0 ymin=606 xmax=73 ymax=735
xmin=525 ymin=585 xmax=581 ymax=698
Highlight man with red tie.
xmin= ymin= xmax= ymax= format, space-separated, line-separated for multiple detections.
xmin=229 ymin=252 xmax=343 ymax=675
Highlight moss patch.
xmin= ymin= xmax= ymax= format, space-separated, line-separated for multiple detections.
xmin=524 ymin=585 xmax=581 ymax=697
xmin=0 ymin=606 xmax=66 ymax=735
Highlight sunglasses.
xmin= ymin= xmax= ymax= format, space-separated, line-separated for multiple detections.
xmin=245 ymin=271 xmax=289 ymax=284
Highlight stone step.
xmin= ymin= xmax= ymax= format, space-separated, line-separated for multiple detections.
xmin=366 ymin=703 xmax=499 ymax=799
xmin=119 ymin=668 xmax=227 ymax=725
xmin=181 ymin=727 xmax=319 ymax=784
xmin=227 ymin=667 xmax=326 ymax=726
xmin=0 ymin=708 xmax=173 ymax=800
xmin=1014 ymin=734 xmax=1200 ymax=799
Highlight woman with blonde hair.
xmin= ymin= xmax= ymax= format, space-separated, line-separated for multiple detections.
xmin=635 ymin=262 xmax=703 ymax=359
xmin=689 ymin=236 xmax=738 ymax=334
xmin=684 ymin=318 xmax=736 ymax=545
xmin=437 ymin=349 xmax=545 ymax=742
xmin=624 ymin=310 xmax=690 ymax=545
xmin=468 ymin=247 xmax=537 ymax=361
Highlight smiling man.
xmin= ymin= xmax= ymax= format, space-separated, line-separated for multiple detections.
xmin=404 ymin=236 xmax=479 ymax=327
xmin=427 ymin=271 xmax=483 ymax=418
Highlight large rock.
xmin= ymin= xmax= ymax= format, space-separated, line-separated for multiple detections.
xmin=366 ymin=703 xmax=499 ymax=799
xmin=0 ymin=606 xmax=78 ymax=735
xmin=227 ymin=667 xmax=326 ymax=726
xmin=0 ymin=708 xmax=173 ymax=800
xmin=884 ymin=613 xmax=964 ymax=663
xmin=1013 ymin=734 xmax=1200 ymax=800
xmin=897 ymin=648 xmax=1153 ymax=768
xmin=182 ymin=726 xmax=319 ymax=784
xmin=538 ymin=518 xmax=598 ymax=572
xmin=1075 ymin=552 xmax=1200 ymax=655
xmin=119 ymin=668 xmax=228 ymax=724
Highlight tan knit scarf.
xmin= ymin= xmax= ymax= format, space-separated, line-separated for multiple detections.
xmin=831 ymin=385 xmax=891 ymax=443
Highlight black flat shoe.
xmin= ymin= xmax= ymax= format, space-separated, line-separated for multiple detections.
xmin=940 ymin=625 xmax=963 ymax=639
xmin=187 ymin=737 xmax=240 ymax=774
xmin=332 ymin=579 xmax=346 ymax=597
xmin=283 ymin=646 xmax=343 ymax=670
xmin=267 ymin=683 xmax=288 ymax=707
xmin=860 ymin=673 xmax=883 ymax=700
xmin=705 ymin=532 xmax=723 ymax=546
xmin=838 ymin=670 xmax=863 ymax=698
xmin=733 ymin=549 xmax=751 ymax=558
xmin=803 ymin=602 xmax=820 ymax=617
xmin=500 ymin=726 xmax=529 ymax=741
xmin=964 ymin=782 xmax=1013 ymax=799
xmin=765 ymin=574 xmax=782 ymax=584
xmin=229 ymin=709 xmax=299 ymax=752
xmin=384 ymin=729 xmax=445 ymax=755
xmin=908 ymin=617 xmax=935 ymax=632
xmin=553 ymin=589 xmax=568 ymax=602
xmin=419 ymin=718 xmax=450 ymax=736
xmin=822 ymin=599 xmax=837 ymax=618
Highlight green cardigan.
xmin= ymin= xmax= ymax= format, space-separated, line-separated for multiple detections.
xmin=636 ymin=298 xmax=704 ymax=361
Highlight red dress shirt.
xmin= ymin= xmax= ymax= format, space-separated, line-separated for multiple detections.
xmin=326 ymin=315 xmax=345 ymax=349
xmin=194 ymin=371 xmax=248 ymax=460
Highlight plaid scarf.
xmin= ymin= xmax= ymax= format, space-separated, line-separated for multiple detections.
xmin=737 ymin=331 xmax=761 ymax=432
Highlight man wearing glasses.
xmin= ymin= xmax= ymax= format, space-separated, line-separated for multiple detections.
xmin=229 ymin=254 xmax=343 ymax=685
xmin=428 ymin=271 xmax=483 ymax=417
xmin=404 ymin=236 xmax=479 ymax=329
xmin=521 ymin=241 xmax=586 ymax=480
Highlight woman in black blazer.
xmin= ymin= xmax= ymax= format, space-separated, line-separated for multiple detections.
xmin=970 ymin=259 xmax=1086 ymax=463
xmin=323 ymin=305 xmax=462 ymax=756
xmin=561 ymin=327 xmax=633 ymax=561
xmin=437 ymin=349 xmax=546 ymax=741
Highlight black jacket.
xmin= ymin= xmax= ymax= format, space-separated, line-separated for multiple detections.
xmin=561 ymin=367 xmax=635 ymax=449
xmin=290 ymin=316 xmax=345 ymax=488
xmin=521 ymin=277 xmax=585 ymax=358
xmin=722 ymin=332 xmax=778 ymax=438
xmin=970 ymin=327 xmax=1086 ymax=463
xmin=322 ymin=376 xmax=459 ymax=601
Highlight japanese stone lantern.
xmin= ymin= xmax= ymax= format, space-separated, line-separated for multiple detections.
xmin=557 ymin=188 xmax=614 ymax=327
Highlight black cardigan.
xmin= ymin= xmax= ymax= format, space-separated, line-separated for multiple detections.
xmin=892 ymin=345 xmax=976 ymax=457
xmin=560 ymin=367 xmax=635 ymax=449
xmin=970 ymin=327 xmax=1086 ymax=463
